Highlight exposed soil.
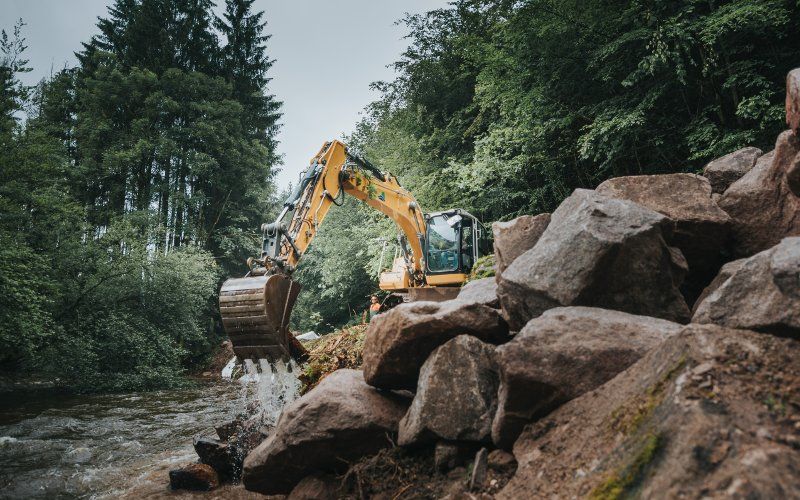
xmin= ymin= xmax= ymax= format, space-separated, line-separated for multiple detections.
xmin=298 ymin=325 xmax=367 ymax=394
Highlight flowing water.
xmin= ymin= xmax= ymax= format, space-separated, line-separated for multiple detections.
xmin=0 ymin=362 xmax=300 ymax=499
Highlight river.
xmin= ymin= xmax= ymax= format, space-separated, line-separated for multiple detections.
xmin=0 ymin=381 xmax=250 ymax=499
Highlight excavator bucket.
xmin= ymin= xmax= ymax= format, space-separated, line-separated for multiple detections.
xmin=219 ymin=274 xmax=307 ymax=362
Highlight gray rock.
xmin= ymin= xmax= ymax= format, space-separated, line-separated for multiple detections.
xmin=788 ymin=68 xmax=800 ymax=132
xmin=693 ymin=237 xmax=800 ymax=336
xmin=492 ymin=214 xmax=551 ymax=276
xmin=363 ymin=300 xmax=508 ymax=390
xmin=596 ymin=173 xmax=731 ymax=303
xmin=241 ymin=369 xmax=409 ymax=494
xmin=399 ymin=335 xmax=498 ymax=446
xmin=703 ymin=147 xmax=763 ymax=194
xmin=457 ymin=278 xmax=499 ymax=308
xmin=492 ymin=307 xmax=681 ymax=449
xmin=498 ymin=324 xmax=800 ymax=499
xmin=718 ymin=131 xmax=800 ymax=257
xmin=497 ymin=189 xmax=690 ymax=330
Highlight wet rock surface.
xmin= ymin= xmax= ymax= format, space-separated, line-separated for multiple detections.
xmin=703 ymin=147 xmax=763 ymax=194
xmin=399 ymin=335 xmax=498 ymax=446
xmin=497 ymin=189 xmax=690 ymax=330
xmin=491 ymin=306 xmax=681 ymax=449
xmin=363 ymin=300 xmax=508 ymax=390
xmin=693 ymin=237 xmax=800 ymax=336
xmin=169 ymin=463 xmax=220 ymax=491
xmin=241 ymin=369 xmax=409 ymax=494
xmin=492 ymin=213 xmax=550 ymax=275
xmin=499 ymin=324 xmax=800 ymax=499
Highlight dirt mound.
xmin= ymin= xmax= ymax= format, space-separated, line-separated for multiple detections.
xmin=298 ymin=325 xmax=367 ymax=394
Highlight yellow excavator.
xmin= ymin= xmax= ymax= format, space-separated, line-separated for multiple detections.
xmin=219 ymin=140 xmax=490 ymax=362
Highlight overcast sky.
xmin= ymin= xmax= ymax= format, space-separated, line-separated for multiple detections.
xmin=3 ymin=0 xmax=449 ymax=190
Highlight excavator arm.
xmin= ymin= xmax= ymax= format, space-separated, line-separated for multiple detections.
xmin=257 ymin=140 xmax=426 ymax=280
xmin=220 ymin=140 xmax=426 ymax=362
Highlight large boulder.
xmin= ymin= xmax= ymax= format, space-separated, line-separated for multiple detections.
xmin=492 ymin=213 xmax=551 ymax=276
xmin=499 ymin=324 xmax=800 ymax=499
xmin=596 ymin=173 xmax=731 ymax=302
xmin=241 ymin=369 xmax=409 ymax=494
xmin=398 ymin=335 xmax=498 ymax=446
xmin=362 ymin=300 xmax=508 ymax=390
xmin=456 ymin=277 xmax=499 ymax=308
xmin=497 ymin=189 xmax=690 ymax=330
xmin=702 ymin=147 xmax=763 ymax=194
xmin=693 ymin=237 xmax=800 ymax=336
xmin=491 ymin=307 xmax=681 ymax=449
xmin=718 ymin=130 xmax=800 ymax=257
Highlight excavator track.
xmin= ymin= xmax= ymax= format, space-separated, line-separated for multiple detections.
xmin=219 ymin=274 xmax=307 ymax=362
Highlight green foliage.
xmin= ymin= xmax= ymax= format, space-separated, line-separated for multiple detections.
xmin=295 ymin=0 xmax=798 ymax=333
xmin=0 ymin=0 xmax=280 ymax=391
xmin=355 ymin=0 xmax=799 ymax=220
xmin=468 ymin=254 xmax=496 ymax=281
xmin=290 ymin=197 xmax=394 ymax=333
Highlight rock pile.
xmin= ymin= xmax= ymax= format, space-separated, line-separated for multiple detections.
xmin=228 ymin=68 xmax=800 ymax=498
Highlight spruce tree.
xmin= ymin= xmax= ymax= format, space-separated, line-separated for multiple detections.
xmin=216 ymin=0 xmax=281 ymax=154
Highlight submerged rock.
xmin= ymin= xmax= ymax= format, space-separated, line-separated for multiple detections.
xmin=399 ymin=335 xmax=498 ymax=446
xmin=492 ymin=307 xmax=681 ymax=449
xmin=169 ymin=463 xmax=219 ymax=491
xmin=241 ymin=369 xmax=409 ymax=495
xmin=693 ymin=237 xmax=800 ymax=336
xmin=497 ymin=189 xmax=690 ymax=330
xmin=499 ymin=324 xmax=800 ymax=499
xmin=362 ymin=300 xmax=508 ymax=390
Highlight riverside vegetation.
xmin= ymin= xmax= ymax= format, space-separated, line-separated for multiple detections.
xmin=2 ymin=0 xmax=799 ymax=394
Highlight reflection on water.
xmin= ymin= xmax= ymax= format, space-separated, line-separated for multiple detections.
xmin=0 ymin=382 xmax=248 ymax=499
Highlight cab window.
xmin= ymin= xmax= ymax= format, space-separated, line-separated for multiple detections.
xmin=426 ymin=215 xmax=459 ymax=272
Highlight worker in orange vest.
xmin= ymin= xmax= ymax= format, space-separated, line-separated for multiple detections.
xmin=368 ymin=295 xmax=381 ymax=322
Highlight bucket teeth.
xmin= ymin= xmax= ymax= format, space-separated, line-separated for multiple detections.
xmin=219 ymin=274 xmax=307 ymax=362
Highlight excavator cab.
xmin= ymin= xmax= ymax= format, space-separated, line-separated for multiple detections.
xmin=422 ymin=209 xmax=490 ymax=287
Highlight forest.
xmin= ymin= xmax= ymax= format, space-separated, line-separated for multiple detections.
xmin=2 ymin=0 xmax=799 ymax=391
